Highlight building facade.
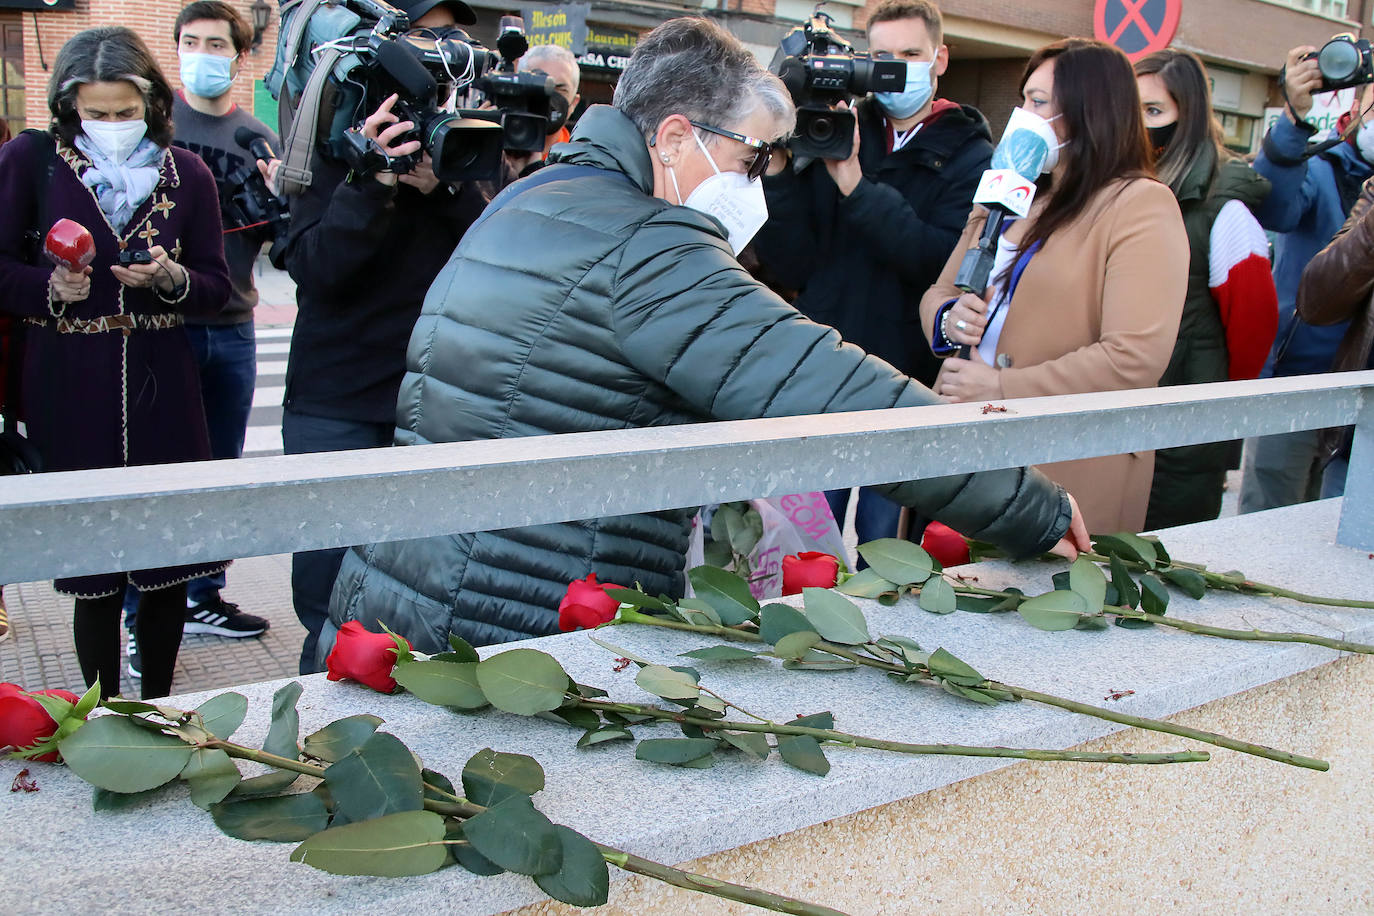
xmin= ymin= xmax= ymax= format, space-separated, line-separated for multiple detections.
xmin=0 ymin=0 xmax=1369 ymax=148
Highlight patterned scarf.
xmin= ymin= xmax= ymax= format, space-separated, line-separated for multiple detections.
xmin=72 ymin=135 xmax=165 ymax=235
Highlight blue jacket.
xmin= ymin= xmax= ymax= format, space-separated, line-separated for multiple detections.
xmin=1253 ymin=114 xmax=1370 ymax=376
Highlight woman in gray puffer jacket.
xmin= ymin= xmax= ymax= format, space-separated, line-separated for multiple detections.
xmin=323 ymin=17 xmax=1088 ymax=658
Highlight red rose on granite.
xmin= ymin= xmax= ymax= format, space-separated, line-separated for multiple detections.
xmin=921 ymin=521 xmax=971 ymax=568
xmin=326 ymin=622 xmax=411 ymax=693
xmin=782 ymin=551 xmax=840 ymax=595
xmin=0 ymin=683 xmax=81 ymax=762
xmin=558 ymin=573 xmax=625 ymax=632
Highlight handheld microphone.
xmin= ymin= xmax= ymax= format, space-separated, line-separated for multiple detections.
xmin=234 ymin=126 xmax=277 ymax=163
xmin=43 ymin=218 xmax=97 ymax=272
xmin=949 ymin=171 xmax=1040 ymax=359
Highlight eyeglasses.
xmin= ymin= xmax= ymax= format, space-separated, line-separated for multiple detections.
xmin=688 ymin=120 xmax=773 ymax=181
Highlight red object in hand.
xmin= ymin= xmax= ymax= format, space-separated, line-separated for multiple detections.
xmin=782 ymin=551 xmax=840 ymax=595
xmin=921 ymin=521 xmax=971 ymax=568
xmin=558 ymin=573 xmax=625 ymax=632
xmin=325 ymin=621 xmax=411 ymax=693
xmin=0 ymin=683 xmax=80 ymax=763
xmin=43 ymin=218 xmax=97 ymax=272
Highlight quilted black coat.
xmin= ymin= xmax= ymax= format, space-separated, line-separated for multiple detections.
xmin=323 ymin=104 xmax=1071 ymax=657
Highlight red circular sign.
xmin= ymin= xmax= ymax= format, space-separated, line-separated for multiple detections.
xmin=1094 ymin=0 xmax=1182 ymax=62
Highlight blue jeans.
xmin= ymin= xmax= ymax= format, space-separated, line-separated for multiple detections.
xmin=125 ymin=322 xmax=256 ymax=626
xmin=282 ymin=409 xmax=394 ymax=675
xmin=825 ymin=487 xmax=904 ymax=562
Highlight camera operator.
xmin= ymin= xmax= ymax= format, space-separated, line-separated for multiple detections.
xmin=1241 ymin=42 xmax=1374 ymax=513
xmin=504 ymin=42 xmax=581 ymax=176
xmin=116 ymin=2 xmax=276 ymax=677
xmin=277 ymin=0 xmax=490 ymax=674
xmin=751 ymin=0 xmax=992 ymax=545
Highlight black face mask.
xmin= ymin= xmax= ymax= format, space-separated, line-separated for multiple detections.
xmin=1147 ymin=121 xmax=1179 ymax=153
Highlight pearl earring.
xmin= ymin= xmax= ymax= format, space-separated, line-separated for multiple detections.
xmin=660 ymin=154 xmax=670 ymax=164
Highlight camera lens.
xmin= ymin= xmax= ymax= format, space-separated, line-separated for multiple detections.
xmin=1319 ymin=38 xmax=1361 ymax=82
xmin=807 ymin=113 xmax=836 ymax=144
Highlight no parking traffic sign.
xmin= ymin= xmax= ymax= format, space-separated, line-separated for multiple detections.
xmin=1094 ymin=0 xmax=1182 ymax=62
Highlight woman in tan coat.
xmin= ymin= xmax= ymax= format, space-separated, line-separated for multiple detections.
xmin=920 ymin=38 xmax=1188 ymax=533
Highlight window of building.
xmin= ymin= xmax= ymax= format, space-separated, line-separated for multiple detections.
xmin=1 ymin=15 xmax=22 ymax=139
xmin=1265 ymin=0 xmax=1349 ymax=19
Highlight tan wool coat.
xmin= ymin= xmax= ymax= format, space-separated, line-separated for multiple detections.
xmin=921 ymin=178 xmax=1189 ymax=533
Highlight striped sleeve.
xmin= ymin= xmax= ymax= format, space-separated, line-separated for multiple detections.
xmin=1209 ymin=198 xmax=1278 ymax=380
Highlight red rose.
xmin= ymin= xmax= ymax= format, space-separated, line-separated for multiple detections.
xmin=325 ymin=622 xmax=412 ymax=693
xmin=0 ymin=683 xmax=81 ymax=763
xmin=782 ymin=551 xmax=840 ymax=595
xmin=922 ymin=521 xmax=971 ymax=568
xmin=558 ymin=573 xmax=625 ymax=632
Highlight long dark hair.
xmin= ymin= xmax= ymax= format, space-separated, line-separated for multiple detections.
xmin=1134 ymin=48 xmax=1231 ymax=196
xmin=47 ymin=27 xmax=175 ymax=149
xmin=1018 ymin=39 xmax=1154 ymax=260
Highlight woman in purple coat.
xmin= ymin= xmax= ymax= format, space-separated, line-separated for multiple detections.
xmin=0 ymin=27 xmax=231 ymax=699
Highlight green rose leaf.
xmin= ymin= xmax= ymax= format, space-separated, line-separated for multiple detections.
xmin=720 ymin=731 xmax=771 ymax=760
xmin=687 ymin=565 xmax=761 ymax=626
xmin=453 ymin=840 xmax=505 ymax=876
xmin=553 ymin=705 xmax=602 ymax=731
xmin=324 ymin=731 xmax=424 ymax=825
xmin=534 ymin=826 xmax=611 ymax=908
xmin=954 ymin=595 xmax=1003 ymax=613
xmin=302 ymin=715 xmax=385 ymax=764
xmin=1093 ymin=533 xmax=1156 ymax=568
xmin=926 ymin=647 xmax=985 ymax=685
xmin=462 ymin=747 xmax=546 ymax=807
xmin=214 ymin=793 xmax=330 ymax=842
xmin=1075 ymin=614 xmax=1112 ymax=630
xmin=702 ymin=538 xmax=734 ymax=570
xmin=1160 ymin=567 xmax=1207 ymax=600
xmin=801 ymin=588 xmax=871 ymax=645
xmin=461 ymin=795 xmax=563 ymax=876
xmin=635 ymin=737 xmax=720 ymax=766
xmin=1140 ymin=573 xmax=1170 ymax=616
xmin=422 ymin=767 xmax=458 ymax=804
xmin=1110 ymin=554 xmax=1141 ymax=609
xmin=783 ymin=650 xmax=858 ymax=671
xmin=674 ymin=597 xmax=724 ymax=627
xmin=231 ymin=770 xmax=299 ymax=798
xmin=577 ymin=727 xmax=634 ymax=748
xmin=856 ymin=538 xmax=934 ymax=585
xmin=59 ymin=715 xmax=193 ymax=794
xmin=475 ymin=649 xmax=571 ymax=716
xmin=791 ymin=711 xmax=835 ymax=730
xmin=291 ymin=810 xmax=448 ymax=876
xmin=917 ymin=576 xmax=957 ymax=615
xmin=772 ymin=630 xmax=822 ymax=660
xmin=443 ymin=633 xmax=481 ymax=663
xmin=1069 ymin=556 xmax=1108 ymax=613
xmin=180 ymin=747 xmax=241 ymax=809
xmin=194 ymin=693 xmax=248 ymax=741
xmin=634 ymin=665 xmax=701 ymax=700
xmin=100 ymin=699 xmax=159 ymax=715
xmin=777 ymin=735 xmax=830 ymax=776
xmin=92 ymin=786 xmax=158 ymax=811
xmin=836 ymin=568 xmax=899 ymax=599
xmin=1016 ymin=590 xmax=1089 ymax=631
xmin=678 ymin=645 xmax=762 ymax=661
xmin=394 ymin=659 xmax=489 ymax=710
xmin=941 ymin=681 xmax=1001 ymax=706
xmin=262 ymin=681 xmax=303 ymax=762
xmin=717 ymin=502 xmax=763 ymax=558
xmin=758 ymin=603 xmax=814 ymax=646
xmin=587 ymin=636 xmax=654 ymax=667
xmin=604 ymin=587 xmax=669 ymax=612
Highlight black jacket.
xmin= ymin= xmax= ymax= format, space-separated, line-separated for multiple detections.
xmin=753 ymin=97 xmax=992 ymax=386
xmin=280 ymin=153 xmax=489 ymax=424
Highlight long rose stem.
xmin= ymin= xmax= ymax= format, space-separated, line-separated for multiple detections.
xmin=612 ymin=612 xmax=1329 ymax=769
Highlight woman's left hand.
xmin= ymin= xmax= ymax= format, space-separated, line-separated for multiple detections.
xmin=934 ymin=348 xmax=1004 ymax=403
xmin=111 ymin=245 xmax=186 ymax=295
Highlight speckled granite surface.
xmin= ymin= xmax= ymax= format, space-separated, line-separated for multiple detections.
xmin=3 ymin=500 xmax=1371 ymax=915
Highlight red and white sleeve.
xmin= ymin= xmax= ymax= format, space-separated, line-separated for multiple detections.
xmin=1209 ymin=199 xmax=1278 ymax=380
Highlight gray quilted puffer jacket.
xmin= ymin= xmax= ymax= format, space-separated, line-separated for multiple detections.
xmin=323 ymin=104 xmax=1071 ymax=658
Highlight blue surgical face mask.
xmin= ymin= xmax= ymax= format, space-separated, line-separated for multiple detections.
xmin=874 ymin=60 xmax=934 ymax=120
xmin=180 ymin=51 xmax=236 ymax=100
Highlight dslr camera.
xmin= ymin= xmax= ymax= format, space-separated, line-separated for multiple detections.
xmin=1307 ymin=34 xmax=1374 ymax=93
xmin=466 ymin=16 xmax=570 ymax=153
xmin=772 ymin=9 xmax=906 ymax=160
xmin=340 ymin=0 xmax=505 ymax=182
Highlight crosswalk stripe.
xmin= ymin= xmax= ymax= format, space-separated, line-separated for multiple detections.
xmin=244 ymin=425 xmax=282 ymax=456
xmin=257 ymin=342 xmax=292 ymax=355
xmin=256 ymin=327 xmax=294 ymax=340
xmin=252 ymin=386 xmax=285 ymax=409
xmin=256 ymin=360 xmax=287 ymax=378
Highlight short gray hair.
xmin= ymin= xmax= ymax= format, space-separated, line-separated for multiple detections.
xmin=614 ymin=18 xmax=794 ymax=144
xmin=520 ymin=43 xmax=580 ymax=94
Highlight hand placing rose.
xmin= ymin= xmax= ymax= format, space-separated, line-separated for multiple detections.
xmin=0 ymin=683 xmax=82 ymax=763
xmin=921 ymin=521 xmax=971 ymax=568
xmin=558 ymin=573 xmax=625 ymax=632
xmin=782 ymin=551 xmax=840 ymax=596
xmin=325 ymin=621 xmax=412 ymax=693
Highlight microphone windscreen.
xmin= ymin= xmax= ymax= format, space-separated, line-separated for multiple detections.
xmin=375 ymin=38 xmax=437 ymax=104
xmin=44 ymin=218 xmax=96 ymax=271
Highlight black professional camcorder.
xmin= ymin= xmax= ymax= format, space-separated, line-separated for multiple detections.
xmin=1307 ymin=34 xmax=1374 ymax=93
xmin=339 ymin=0 xmax=505 ymax=182
xmin=467 ymin=16 xmax=570 ymax=153
xmin=772 ymin=9 xmax=906 ymax=160
xmin=225 ymin=127 xmax=290 ymax=243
